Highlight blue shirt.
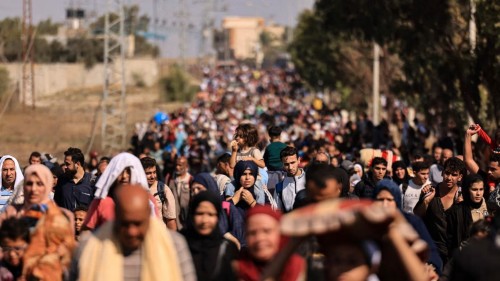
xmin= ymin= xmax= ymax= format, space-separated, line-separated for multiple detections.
xmin=54 ymin=172 xmax=94 ymax=211
xmin=0 ymin=187 xmax=13 ymax=210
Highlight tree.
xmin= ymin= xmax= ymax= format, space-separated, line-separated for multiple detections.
xmin=159 ymin=64 xmax=198 ymax=102
xmin=37 ymin=19 xmax=60 ymax=35
xmin=90 ymin=5 xmax=159 ymax=57
xmin=0 ymin=18 xmax=22 ymax=62
xmin=0 ymin=5 xmax=158 ymax=65
xmin=289 ymin=10 xmax=403 ymax=111
xmin=0 ymin=67 xmax=10 ymax=101
xmin=290 ymin=0 xmax=500 ymax=131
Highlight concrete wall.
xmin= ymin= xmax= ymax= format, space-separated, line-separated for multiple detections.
xmin=1 ymin=58 xmax=158 ymax=99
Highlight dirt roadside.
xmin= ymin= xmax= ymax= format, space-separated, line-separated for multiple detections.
xmin=0 ymin=86 xmax=184 ymax=166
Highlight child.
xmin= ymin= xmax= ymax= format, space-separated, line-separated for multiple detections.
xmin=229 ymin=123 xmax=265 ymax=169
xmin=73 ymin=206 xmax=88 ymax=241
xmin=0 ymin=218 xmax=30 ymax=280
xmin=264 ymin=125 xmax=287 ymax=194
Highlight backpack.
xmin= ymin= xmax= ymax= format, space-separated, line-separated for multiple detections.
xmin=401 ymin=182 xmax=409 ymax=210
xmin=154 ymin=181 xmax=167 ymax=205
xmin=275 ymin=181 xmax=285 ymax=208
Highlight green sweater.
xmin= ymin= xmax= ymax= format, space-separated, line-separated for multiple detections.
xmin=264 ymin=142 xmax=287 ymax=171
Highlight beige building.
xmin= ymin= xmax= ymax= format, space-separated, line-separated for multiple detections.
xmin=222 ymin=17 xmax=265 ymax=60
xmin=264 ymin=24 xmax=286 ymax=47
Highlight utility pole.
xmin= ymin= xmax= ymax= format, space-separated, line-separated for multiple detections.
xmin=22 ymin=0 xmax=35 ymax=109
xmin=101 ymin=0 xmax=127 ymax=154
xmin=199 ymin=0 xmax=227 ymax=62
xmin=199 ymin=0 xmax=215 ymax=62
xmin=176 ymin=0 xmax=189 ymax=67
xmin=372 ymin=43 xmax=381 ymax=125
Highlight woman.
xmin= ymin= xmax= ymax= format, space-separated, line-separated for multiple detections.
xmin=235 ymin=205 xmax=306 ymax=281
xmin=224 ymin=161 xmax=275 ymax=216
xmin=2 ymin=164 xmax=75 ymax=281
xmin=83 ymin=152 xmax=151 ymax=230
xmin=191 ymin=173 xmax=245 ymax=248
xmin=447 ymin=174 xmax=489 ymax=255
xmin=392 ymin=161 xmax=411 ymax=186
xmin=181 ymin=191 xmax=238 ymax=281
xmin=373 ymin=179 xmax=442 ymax=278
xmin=354 ymin=163 xmax=364 ymax=179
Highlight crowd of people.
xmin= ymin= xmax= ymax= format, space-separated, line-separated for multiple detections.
xmin=0 ymin=65 xmax=499 ymax=281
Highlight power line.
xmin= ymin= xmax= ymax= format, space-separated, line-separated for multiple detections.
xmin=101 ymin=0 xmax=127 ymax=154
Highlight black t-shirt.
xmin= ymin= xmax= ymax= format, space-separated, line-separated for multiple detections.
xmin=421 ymin=187 xmax=457 ymax=264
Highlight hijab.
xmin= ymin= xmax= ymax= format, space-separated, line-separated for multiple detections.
xmin=181 ymin=191 xmax=225 ymax=281
xmin=392 ymin=160 xmax=411 ymax=185
xmin=0 ymin=155 xmax=24 ymax=188
xmin=373 ymin=179 xmax=402 ymax=210
xmin=192 ymin=173 xmax=219 ymax=195
xmin=354 ymin=163 xmax=364 ymax=177
xmin=238 ymin=205 xmax=304 ymax=281
xmin=23 ymin=164 xmax=53 ymax=206
xmin=94 ymin=153 xmax=148 ymax=198
xmin=233 ymin=161 xmax=258 ymax=190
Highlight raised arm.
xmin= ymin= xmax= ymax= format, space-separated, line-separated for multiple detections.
xmin=464 ymin=124 xmax=480 ymax=174
xmin=229 ymin=140 xmax=238 ymax=169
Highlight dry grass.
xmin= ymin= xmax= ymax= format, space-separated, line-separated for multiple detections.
xmin=0 ymin=86 xmax=184 ymax=166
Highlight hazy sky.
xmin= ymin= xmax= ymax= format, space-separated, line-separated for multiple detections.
xmin=0 ymin=0 xmax=315 ymax=58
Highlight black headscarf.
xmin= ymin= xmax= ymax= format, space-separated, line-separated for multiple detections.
xmin=392 ymin=161 xmax=411 ymax=185
xmin=181 ymin=191 xmax=225 ymax=281
xmin=192 ymin=173 xmax=220 ymax=196
xmin=233 ymin=160 xmax=258 ymax=190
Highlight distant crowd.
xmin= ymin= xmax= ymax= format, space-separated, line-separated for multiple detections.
xmin=0 ymin=65 xmax=499 ymax=281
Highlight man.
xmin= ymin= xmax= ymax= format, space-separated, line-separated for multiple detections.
xmin=414 ymin=157 xmax=466 ymax=264
xmin=354 ymin=157 xmax=388 ymax=198
xmin=429 ymin=148 xmax=454 ymax=186
xmin=433 ymin=146 xmax=443 ymax=164
xmin=314 ymin=151 xmax=331 ymax=165
xmin=28 ymin=151 xmax=42 ymax=165
xmin=464 ymin=125 xmax=500 ymax=207
xmin=166 ymin=156 xmax=193 ymax=230
xmin=305 ymin=164 xmax=346 ymax=203
xmin=150 ymin=141 xmax=165 ymax=174
xmin=140 ymin=157 xmax=177 ymax=230
xmin=54 ymin=147 xmax=94 ymax=211
xmin=401 ymin=161 xmax=431 ymax=213
xmin=90 ymin=157 xmax=110 ymax=185
xmin=263 ymin=125 xmax=287 ymax=195
xmin=69 ymin=184 xmax=196 ymax=281
xmin=274 ymin=146 xmax=306 ymax=212
xmin=213 ymin=153 xmax=233 ymax=195
xmin=0 ymin=155 xmax=24 ymax=209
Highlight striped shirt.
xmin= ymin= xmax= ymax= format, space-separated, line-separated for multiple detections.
xmin=0 ymin=187 xmax=13 ymax=210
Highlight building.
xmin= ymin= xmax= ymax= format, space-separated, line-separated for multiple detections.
xmin=221 ymin=17 xmax=265 ymax=60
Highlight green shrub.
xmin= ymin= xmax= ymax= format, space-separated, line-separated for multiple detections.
xmin=159 ymin=64 xmax=197 ymax=102
xmin=0 ymin=67 xmax=10 ymax=101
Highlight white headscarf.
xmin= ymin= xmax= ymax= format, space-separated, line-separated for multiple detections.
xmin=354 ymin=163 xmax=364 ymax=177
xmin=0 ymin=155 xmax=24 ymax=189
xmin=94 ymin=152 xmax=148 ymax=199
